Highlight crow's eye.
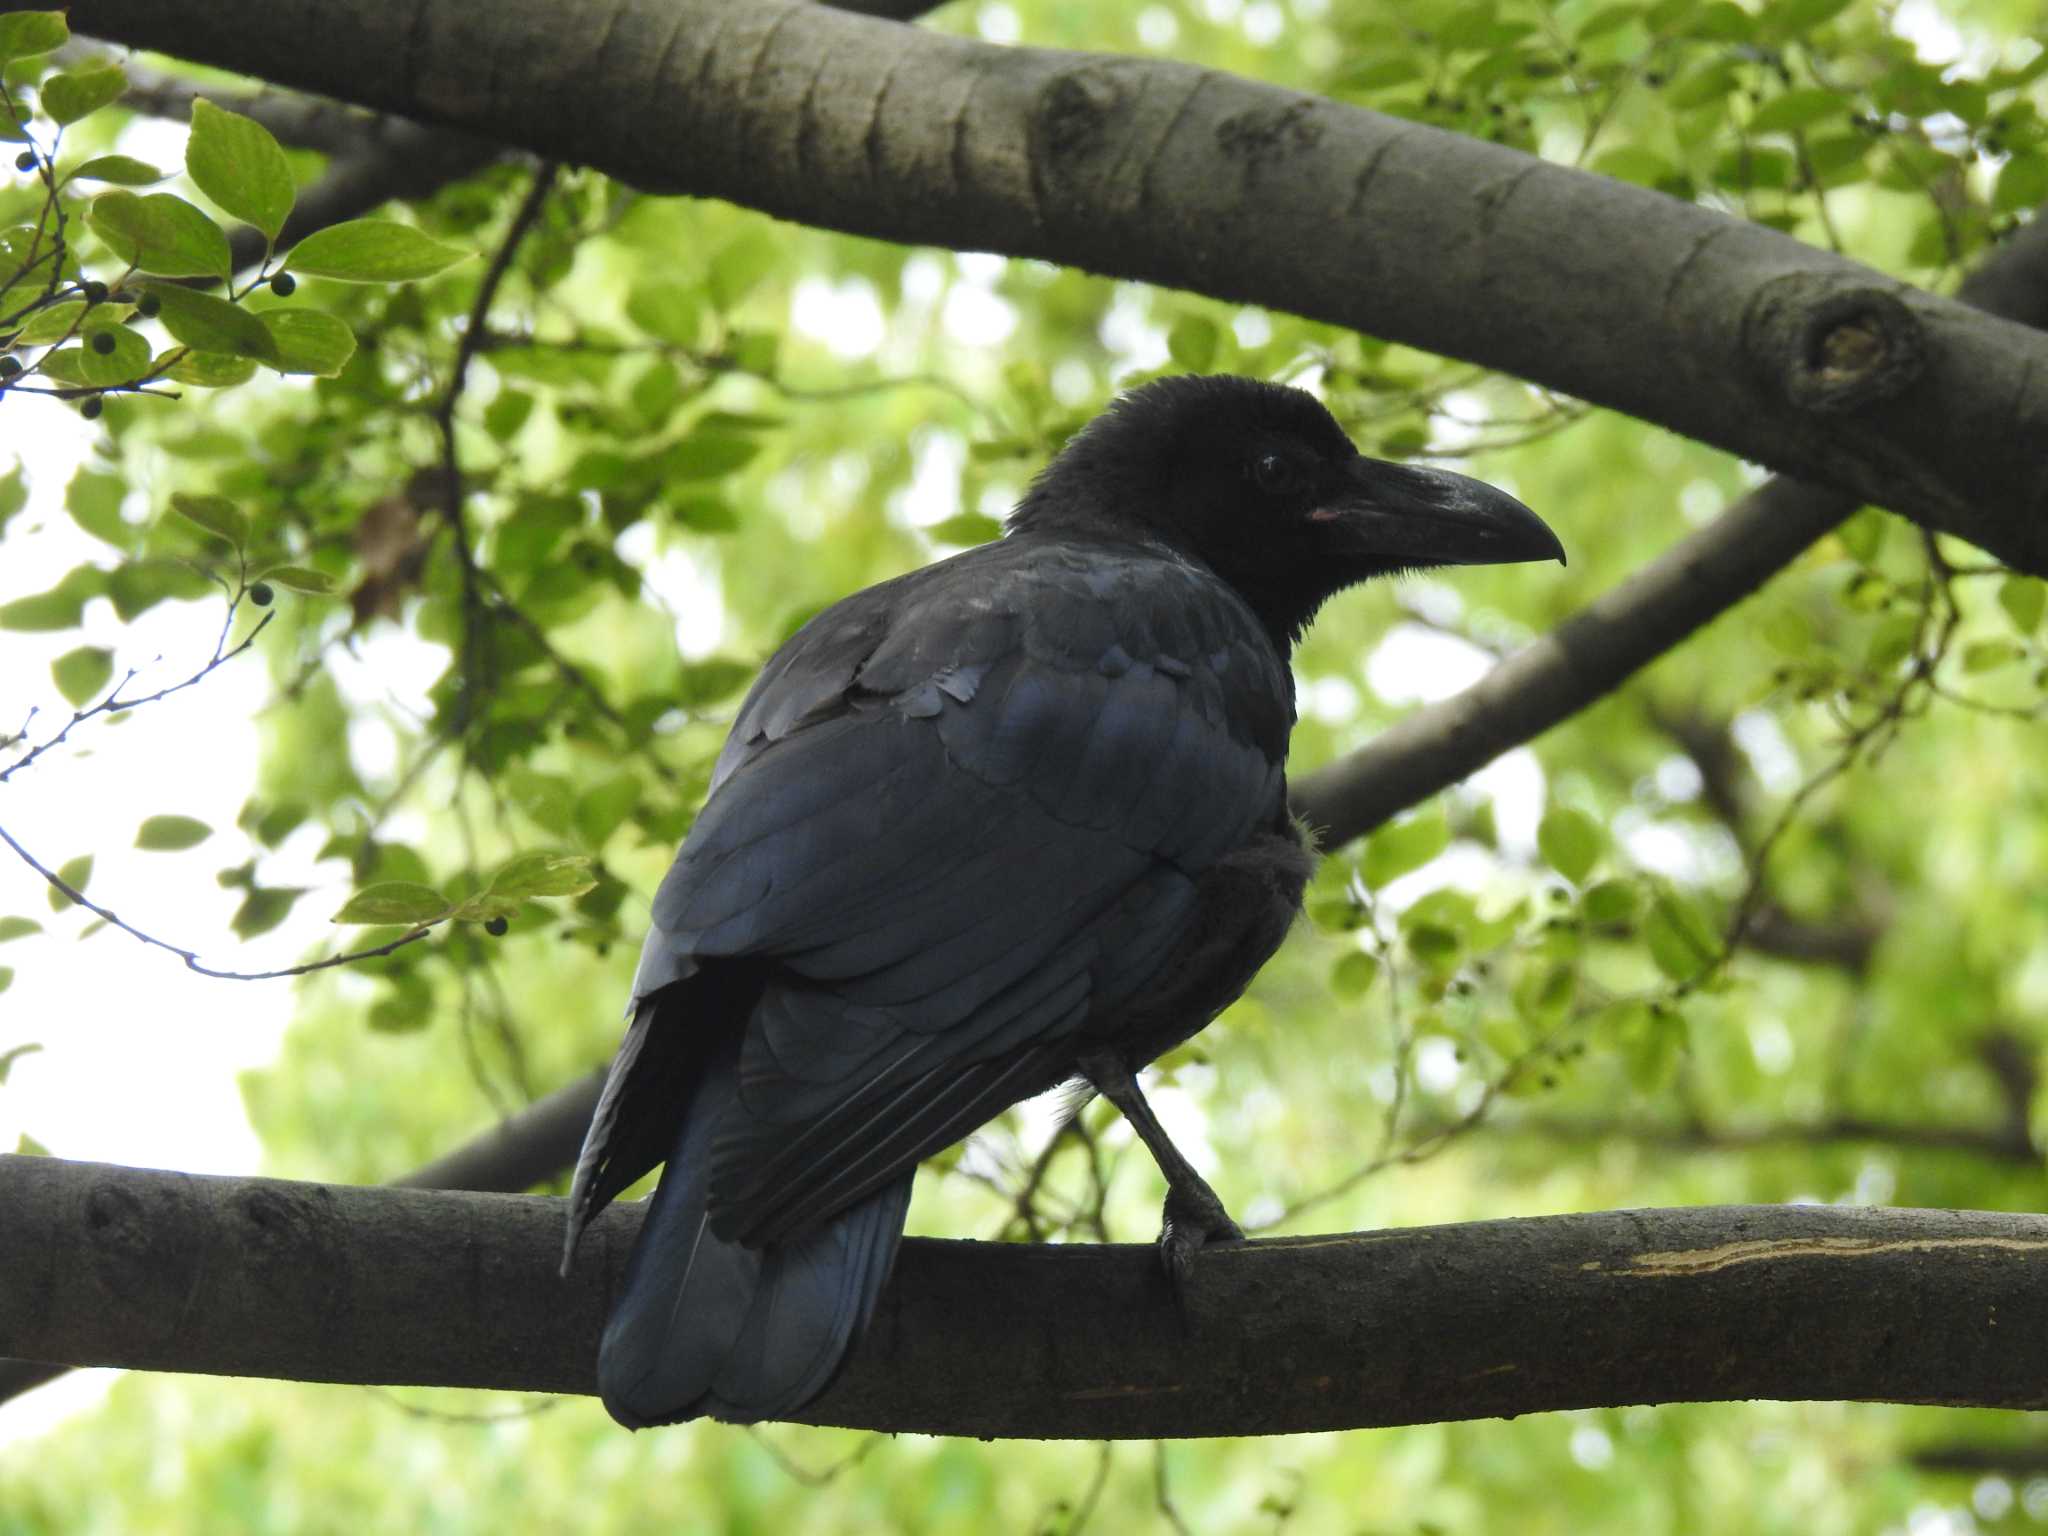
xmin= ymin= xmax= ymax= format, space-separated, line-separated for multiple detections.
xmin=1251 ymin=452 xmax=1297 ymax=494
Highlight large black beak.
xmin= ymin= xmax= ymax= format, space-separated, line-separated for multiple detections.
xmin=1320 ymin=457 xmax=1565 ymax=568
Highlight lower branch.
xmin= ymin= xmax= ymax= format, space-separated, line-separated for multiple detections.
xmin=8 ymin=1155 xmax=2048 ymax=1439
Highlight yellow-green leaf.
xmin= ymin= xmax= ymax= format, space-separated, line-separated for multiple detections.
xmin=258 ymin=564 xmax=335 ymax=595
xmin=142 ymin=282 xmax=280 ymax=363
xmin=69 ymin=155 xmax=166 ymax=187
xmin=169 ymin=492 xmax=248 ymax=549
xmin=0 ymin=12 xmax=67 ymax=67
xmin=50 ymin=644 xmax=112 ymax=706
xmin=48 ymin=854 xmax=92 ymax=912
xmin=1537 ymin=805 xmax=1604 ymax=885
xmin=258 ymin=309 xmax=355 ymax=376
xmin=15 ymin=299 xmax=88 ymax=346
xmin=163 ymin=350 xmax=259 ymax=389
xmin=283 ymin=219 xmax=468 ymax=283
xmin=1362 ymin=807 xmax=1450 ymax=890
xmin=88 ymin=191 xmax=231 ymax=281
xmin=135 ymin=814 xmax=213 ymax=851
xmin=187 ymin=99 xmax=295 ymax=243
xmin=331 ymin=882 xmax=449 ymax=925
xmin=486 ymin=850 xmax=598 ymax=901
xmin=40 ymin=62 xmax=125 ymax=126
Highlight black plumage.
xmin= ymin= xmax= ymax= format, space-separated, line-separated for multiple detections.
xmin=563 ymin=375 xmax=1563 ymax=1427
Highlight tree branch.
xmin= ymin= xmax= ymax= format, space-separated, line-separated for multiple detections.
xmin=9 ymin=1155 xmax=2048 ymax=1437
xmin=1291 ymin=208 xmax=2048 ymax=845
xmin=20 ymin=0 xmax=2048 ymax=571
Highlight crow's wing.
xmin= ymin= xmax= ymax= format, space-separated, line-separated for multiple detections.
xmin=579 ymin=534 xmax=1294 ymax=1251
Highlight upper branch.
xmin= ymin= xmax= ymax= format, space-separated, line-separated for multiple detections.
xmin=21 ymin=0 xmax=2048 ymax=570
xmin=8 ymin=1155 xmax=2048 ymax=1438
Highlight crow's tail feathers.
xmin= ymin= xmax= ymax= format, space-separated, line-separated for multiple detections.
xmin=596 ymin=1050 xmax=912 ymax=1428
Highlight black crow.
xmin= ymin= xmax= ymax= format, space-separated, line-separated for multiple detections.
xmin=563 ymin=374 xmax=1563 ymax=1427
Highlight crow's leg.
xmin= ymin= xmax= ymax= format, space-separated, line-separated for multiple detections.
xmin=1077 ymin=1051 xmax=1242 ymax=1298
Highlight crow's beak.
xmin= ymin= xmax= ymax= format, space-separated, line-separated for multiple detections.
xmin=1318 ymin=457 xmax=1565 ymax=568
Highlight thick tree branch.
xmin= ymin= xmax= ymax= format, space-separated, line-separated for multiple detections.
xmin=18 ymin=0 xmax=2048 ymax=571
xmin=1291 ymin=209 xmax=2048 ymax=844
xmin=8 ymin=1156 xmax=2048 ymax=1437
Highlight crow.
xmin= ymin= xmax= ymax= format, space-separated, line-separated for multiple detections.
xmin=562 ymin=374 xmax=1563 ymax=1427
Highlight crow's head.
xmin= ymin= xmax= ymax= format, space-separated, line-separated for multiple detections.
xmin=1011 ymin=374 xmax=1563 ymax=644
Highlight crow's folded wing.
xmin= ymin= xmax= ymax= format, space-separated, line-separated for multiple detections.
xmin=584 ymin=536 xmax=1294 ymax=1249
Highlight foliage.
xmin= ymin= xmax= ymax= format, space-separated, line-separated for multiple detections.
xmin=2 ymin=0 xmax=2048 ymax=1530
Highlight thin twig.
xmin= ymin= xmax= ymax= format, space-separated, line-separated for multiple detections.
xmin=0 ymin=817 xmax=437 ymax=981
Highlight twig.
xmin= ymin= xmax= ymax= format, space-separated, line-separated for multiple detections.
xmin=0 ymin=818 xmax=437 ymax=981
xmin=1 ymin=609 xmax=273 ymax=785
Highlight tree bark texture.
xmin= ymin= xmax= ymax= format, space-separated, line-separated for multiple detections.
xmin=15 ymin=0 xmax=2048 ymax=572
xmin=8 ymin=1155 xmax=2048 ymax=1438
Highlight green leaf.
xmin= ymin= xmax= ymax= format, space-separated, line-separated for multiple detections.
xmin=0 ymin=916 xmax=42 ymax=943
xmin=1836 ymin=508 xmax=1886 ymax=565
xmin=48 ymin=854 xmax=92 ymax=912
xmin=0 ymin=12 xmax=67 ymax=67
xmin=66 ymin=468 xmax=129 ymax=548
xmin=15 ymin=1132 xmax=47 ymax=1156
xmin=88 ymin=192 xmax=232 ymax=281
xmin=283 ymin=219 xmax=468 ymax=283
xmin=0 ymin=466 xmax=25 ymax=537
xmin=660 ymin=432 xmax=759 ymax=481
xmin=164 ymin=350 xmax=259 ymax=389
xmin=331 ymin=882 xmax=449 ymax=925
xmin=1757 ymin=0 xmax=1853 ymax=36
xmin=232 ymin=886 xmax=301 ymax=939
xmin=257 ymin=309 xmax=355 ymax=376
xmin=1331 ymin=950 xmax=1381 ymax=998
xmin=135 ymin=814 xmax=213 ymax=851
xmin=1167 ymin=316 xmax=1218 ymax=371
xmin=141 ymin=282 xmax=280 ymax=363
xmin=487 ymin=850 xmax=599 ymax=900
xmin=170 ymin=492 xmax=248 ymax=550
xmin=1998 ymin=576 xmax=2046 ymax=635
xmin=40 ymin=62 xmax=125 ymax=126
xmin=1644 ymin=890 xmax=1718 ymax=981
xmin=186 ymin=99 xmax=295 ymax=242
xmin=1582 ymin=879 xmax=1640 ymax=927
xmin=674 ymin=657 xmax=756 ymax=709
xmin=0 ymin=567 xmax=104 ymax=631
xmin=1961 ymin=638 xmax=2025 ymax=674
xmin=16 ymin=299 xmax=88 ymax=345
xmin=574 ymin=775 xmax=642 ymax=848
xmin=50 ymin=644 xmax=112 ymax=707
xmin=1748 ymin=88 xmax=1847 ymax=135
xmin=1361 ymin=807 xmax=1450 ymax=890
xmin=1537 ymin=806 xmax=1604 ymax=885
xmin=257 ymin=564 xmax=335 ymax=596
xmin=69 ymin=155 xmax=167 ymax=187
xmin=1996 ymin=153 xmax=2048 ymax=216
xmin=925 ymin=512 xmax=1003 ymax=546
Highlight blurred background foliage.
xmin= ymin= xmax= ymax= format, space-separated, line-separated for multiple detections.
xmin=3 ymin=0 xmax=2048 ymax=1529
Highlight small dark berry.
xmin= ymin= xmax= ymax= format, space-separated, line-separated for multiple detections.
xmin=80 ymin=397 xmax=102 ymax=420
xmin=13 ymin=150 xmax=33 ymax=172
xmin=485 ymin=916 xmax=509 ymax=937
xmin=0 ymin=355 xmax=20 ymax=378
xmin=82 ymin=280 xmax=108 ymax=304
xmin=249 ymin=582 xmax=275 ymax=607
xmin=90 ymin=331 xmax=116 ymax=355
xmin=137 ymin=294 xmax=162 ymax=319
xmin=270 ymin=272 xmax=297 ymax=297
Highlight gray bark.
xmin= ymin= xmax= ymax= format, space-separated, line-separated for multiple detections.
xmin=8 ymin=1155 xmax=2048 ymax=1437
xmin=10 ymin=0 xmax=2046 ymax=571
